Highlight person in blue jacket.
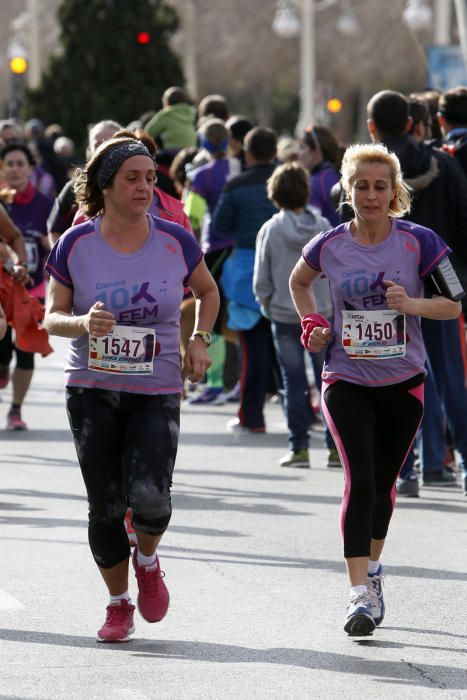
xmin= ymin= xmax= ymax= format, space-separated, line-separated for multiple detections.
xmin=212 ymin=127 xmax=279 ymax=432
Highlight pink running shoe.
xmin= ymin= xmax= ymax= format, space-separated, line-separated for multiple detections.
xmin=97 ymin=599 xmax=135 ymax=642
xmin=132 ymin=548 xmax=169 ymax=623
xmin=6 ymin=411 xmax=27 ymax=431
xmin=124 ymin=508 xmax=138 ymax=547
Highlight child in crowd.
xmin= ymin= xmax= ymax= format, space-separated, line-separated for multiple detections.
xmin=144 ymin=86 xmax=196 ymax=151
xmin=254 ymin=162 xmax=334 ymax=467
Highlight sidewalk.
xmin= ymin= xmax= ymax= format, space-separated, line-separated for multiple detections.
xmin=0 ymin=337 xmax=466 ymax=699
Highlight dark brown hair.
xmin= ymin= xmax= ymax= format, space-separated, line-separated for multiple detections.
xmin=438 ymin=86 xmax=467 ymax=127
xmin=197 ymin=94 xmax=229 ymax=123
xmin=267 ymin=162 xmax=309 ymax=210
xmin=367 ymin=90 xmax=409 ymax=138
xmin=73 ymin=132 xmax=156 ymax=217
xmin=303 ymin=125 xmax=340 ymax=167
xmin=244 ymin=127 xmax=277 ymax=162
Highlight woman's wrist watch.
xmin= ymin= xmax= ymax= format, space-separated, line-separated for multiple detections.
xmin=190 ymin=330 xmax=212 ymax=347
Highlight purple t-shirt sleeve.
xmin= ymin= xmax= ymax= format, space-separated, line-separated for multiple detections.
xmin=45 ymin=228 xmax=79 ymax=289
xmin=180 ymin=229 xmax=203 ymax=284
xmin=417 ymin=227 xmax=451 ymax=278
xmin=189 ymin=169 xmax=207 ymax=198
xmin=155 ymin=217 xmax=203 ymax=285
xmin=302 ymin=232 xmax=325 ymax=271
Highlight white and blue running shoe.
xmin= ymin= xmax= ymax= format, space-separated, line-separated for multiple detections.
xmin=367 ymin=565 xmax=385 ymax=626
xmin=344 ymin=591 xmax=375 ymax=636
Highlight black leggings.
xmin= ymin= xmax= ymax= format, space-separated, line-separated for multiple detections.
xmin=322 ymin=374 xmax=424 ymax=558
xmin=0 ymin=326 xmax=34 ymax=370
xmin=66 ymin=387 xmax=180 ymax=569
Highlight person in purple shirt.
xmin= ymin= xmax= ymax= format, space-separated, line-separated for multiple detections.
xmin=289 ymin=143 xmax=463 ymax=637
xmin=44 ymin=135 xmax=219 ymax=643
xmin=298 ymin=124 xmax=341 ymax=226
xmin=184 ymin=118 xmax=241 ymax=403
xmin=0 ymin=142 xmax=52 ymax=430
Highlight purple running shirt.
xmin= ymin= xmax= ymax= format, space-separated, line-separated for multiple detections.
xmin=302 ymin=218 xmax=451 ymax=386
xmin=46 ymin=214 xmax=202 ymax=394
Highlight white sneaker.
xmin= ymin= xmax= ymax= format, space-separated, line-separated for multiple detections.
xmin=211 ymin=391 xmax=228 ymax=405
xmin=367 ymin=566 xmax=385 ymax=626
xmin=344 ymin=591 xmax=375 ymax=636
xmin=223 ymin=382 xmax=241 ymax=403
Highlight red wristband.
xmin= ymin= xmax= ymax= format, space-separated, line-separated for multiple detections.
xmin=300 ymin=313 xmax=331 ymax=350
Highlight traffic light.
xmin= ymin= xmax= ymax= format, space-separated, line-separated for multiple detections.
xmin=9 ymin=56 xmax=28 ymax=75
xmin=327 ymin=98 xmax=342 ymax=114
xmin=7 ymin=41 xmax=28 ymax=119
xmin=136 ymin=31 xmax=151 ymax=45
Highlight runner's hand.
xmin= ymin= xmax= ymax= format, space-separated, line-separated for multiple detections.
xmin=11 ymin=264 xmax=32 ymax=286
xmin=384 ymin=280 xmax=414 ymax=314
xmin=307 ymin=326 xmax=331 ymax=353
xmin=85 ymin=302 xmax=116 ymax=336
xmin=184 ymin=336 xmax=212 ymax=383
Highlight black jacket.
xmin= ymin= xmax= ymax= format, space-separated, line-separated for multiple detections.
xmin=383 ymin=135 xmax=467 ymax=294
xmin=442 ymin=131 xmax=467 ymax=179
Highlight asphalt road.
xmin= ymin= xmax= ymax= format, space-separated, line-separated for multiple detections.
xmin=1 ymin=337 xmax=466 ymax=699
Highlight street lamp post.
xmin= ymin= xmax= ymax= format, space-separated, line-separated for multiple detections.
xmin=434 ymin=0 xmax=452 ymax=45
xmin=272 ymin=0 xmax=316 ymax=131
xmin=272 ymin=0 xmax=358 ymax=134
xmin=300 ymin=0 xmax=315 ymax=132
xmin=404 ymin=0 xmax=467 ymax=75
xmin=27 ymin=0 xmax=41 ymax=89
xmin=453 ymin=0 xmax=467 ymax=72
xmin=182 ymin=0 xmax=199 ymax=100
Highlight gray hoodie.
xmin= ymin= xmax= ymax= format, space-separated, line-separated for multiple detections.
xmin=253 ymin=206 xmax=332 ymax=324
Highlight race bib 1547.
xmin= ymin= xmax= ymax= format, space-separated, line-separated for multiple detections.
xmin=88 ymin=325 xmax=155 ymax=374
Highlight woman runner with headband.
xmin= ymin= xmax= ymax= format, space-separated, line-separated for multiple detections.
xmin=44 ymin=136 xmax=219 ymax=642
xmin=290 ymin=143 xmax=464 ymax=636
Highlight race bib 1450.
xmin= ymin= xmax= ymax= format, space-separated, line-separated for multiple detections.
xmin=342 ymin=310 xmax=406 ymax=359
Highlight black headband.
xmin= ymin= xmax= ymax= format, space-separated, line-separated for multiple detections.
xmin=96 ymin=141 xmax=153 ymax=190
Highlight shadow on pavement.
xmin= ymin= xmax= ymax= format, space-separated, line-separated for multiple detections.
xmin=157 ymin=544 xmax=467 ymax=581
xmin=356 ymin=639 xmax=467 ymax=654
xmin=395 ymin=499 xmax=467 ymax=514
xmin=386 ymin=626 xmax=467 ymax=640
xmin=2 ymin=454 xmax=78 ymax=468
xmin=176 ymin=468 xmax=302 ymax=482
xmin=172 ymin=491 xmax=309 ymax=516
xmin=175 ymin=481 xmax=340 ymax=506
xmin=179 ymin=432 xmax=291 ymax=448
xmin=0 ymin=515 xmax=86 ymax=528
xmin=0 ymin=430 xmax=72 ymax=442
xmin=0 ymin=630 xmax=463 ymax=689
xmin=0 ymin=502 xmax=40 ymax=512
xmin=2 ymin=489 xmax=85 ymax=501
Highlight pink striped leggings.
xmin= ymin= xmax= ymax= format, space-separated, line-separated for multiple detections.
xmin=322 ymin=374 xmax=424 ymax=558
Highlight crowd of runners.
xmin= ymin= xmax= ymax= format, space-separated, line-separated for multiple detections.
xmin=1 ymin=83 xmax=466 ymax=640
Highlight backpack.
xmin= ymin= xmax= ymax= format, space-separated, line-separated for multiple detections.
xmin=441 ymin=135 xmax=467 ymax=179
xmin=442 ymin=136 xmax=467 ymax=153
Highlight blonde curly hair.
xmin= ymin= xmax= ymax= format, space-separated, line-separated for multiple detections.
xmin=340 ymin=143 xmax=411 ymax=218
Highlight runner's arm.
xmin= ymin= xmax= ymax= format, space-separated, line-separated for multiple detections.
xmin=0 ymin=302 xmax=6 ymax=340
xmin=44 ymin=277 xmax=116 ymax=337
xmin=289 ymin=257 xmax=323 ymax=318
xmin=384 ymin=279 xmax=461 ymax=319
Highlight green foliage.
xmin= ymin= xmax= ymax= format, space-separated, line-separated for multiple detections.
xmin=270 ymin=89 xmax=299 ymax=135
xmin=24 ymin=0 xmax=184 ymax=147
